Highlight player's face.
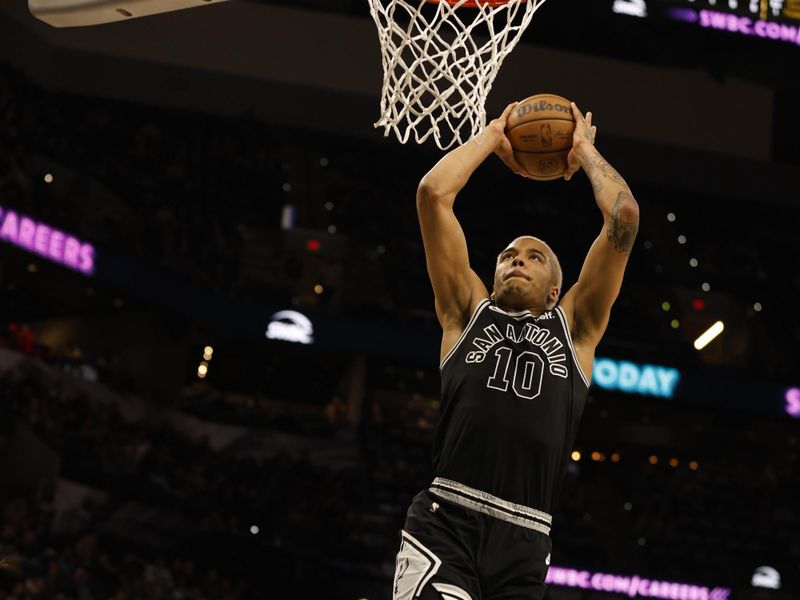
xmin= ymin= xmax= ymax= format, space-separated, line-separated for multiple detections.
xmin=493 ymin=238 xmax=557 ymax=311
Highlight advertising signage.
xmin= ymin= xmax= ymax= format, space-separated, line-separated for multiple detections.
xmin=612 ymin=0 xmax=800 ymax=45
xmin=786 ymin=388 xmax=800 ymax=418
xmin=546 ymin=565 xmax=731 ymax=600
xmin=0 ymin=206 xmax=95 ymax=275
xmin=265 ymin=310 xmax=314 ymax=345
xmin=592 ymin=358 xmax=680 ymax=398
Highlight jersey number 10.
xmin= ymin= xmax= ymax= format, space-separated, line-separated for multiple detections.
xmin=486 ymin=347 xmax=545 ymax=400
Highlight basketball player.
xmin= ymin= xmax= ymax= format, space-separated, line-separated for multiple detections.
xmin=392 ymin=102 xmax=639 ymax=600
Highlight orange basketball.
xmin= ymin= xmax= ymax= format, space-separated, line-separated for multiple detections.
xmin=505 ymin=94 xmax=575 ymax=181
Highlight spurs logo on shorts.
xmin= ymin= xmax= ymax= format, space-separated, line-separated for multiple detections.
xmin=392 ymin=531 xmax=442 ymax=600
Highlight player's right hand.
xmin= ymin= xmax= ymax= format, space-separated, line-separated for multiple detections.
xmin=489 ymin=103 xmax=528 ymax=177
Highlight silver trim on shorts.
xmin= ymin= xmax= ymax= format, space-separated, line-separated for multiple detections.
xmin=429 ymin=477 xmax=552 ymax=536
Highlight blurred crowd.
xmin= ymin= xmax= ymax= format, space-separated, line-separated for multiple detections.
xmin=1 ymin=357 xmax=377 ymax=598
xmin=1 ymin=492 xmax=248 ymax=600
xmin=1 ymin=63 xmax=798 ymax=380
xmin=0 ymin=348 xmax=797 ymax=597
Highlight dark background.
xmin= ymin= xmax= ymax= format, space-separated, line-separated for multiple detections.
xmin=0 ymin=0 xmax=798 ymax=598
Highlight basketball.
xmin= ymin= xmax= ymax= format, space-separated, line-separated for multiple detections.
xmin=505 ymin=94 xmax=575 ymax=181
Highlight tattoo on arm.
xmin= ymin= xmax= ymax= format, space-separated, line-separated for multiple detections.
xmin=586 ymin=154 xmax=627 ymax=195
xmin=597 ymin=157 xmax=626 ymax=185
xmin=606 ymin=191 xmax=639 ymax=255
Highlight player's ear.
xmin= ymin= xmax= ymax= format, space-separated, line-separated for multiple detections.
xmin=548 ymin=286 xmax=560 ymax=309
xmin=490 ymin=290 xmax=495 ymax=302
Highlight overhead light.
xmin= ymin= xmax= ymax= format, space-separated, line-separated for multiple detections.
xmin=571 ymin=451 xmax=581 ymax=461
xmin=694 ymin=321 xmax=724 ymax=350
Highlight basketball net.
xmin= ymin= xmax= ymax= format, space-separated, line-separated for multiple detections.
xmin=368 ymin=0 xmax=547 ymax=150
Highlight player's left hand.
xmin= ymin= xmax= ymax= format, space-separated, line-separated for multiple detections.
xmin=564 ymin=102 xmax=597 ymax=182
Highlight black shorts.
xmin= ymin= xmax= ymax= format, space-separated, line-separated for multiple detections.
xmin=392 ymin=479 xmax=552 ymax=600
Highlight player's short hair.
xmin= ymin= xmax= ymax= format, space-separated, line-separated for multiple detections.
xmin=498 ymin=235 xmax=562 ymax=291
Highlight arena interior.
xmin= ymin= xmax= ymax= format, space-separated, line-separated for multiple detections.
xmin=0 ymin=0 xmax=799 ymax=598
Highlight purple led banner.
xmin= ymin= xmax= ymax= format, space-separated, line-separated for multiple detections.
xmin=786 ymin=388 xmax=800 ymax=418
xmin=546 ymin=566 xmax=731 ymax=600
xmin=669 ymin=7 xmax=800 ymax=45
xmin=0 ymin=206 xmax=95 ymax=275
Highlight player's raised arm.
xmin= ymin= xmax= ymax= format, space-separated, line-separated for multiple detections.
xmin=417 ymin=103 xmax=524 ymax=330
xmin=560 ymin=103 xmax=640 ymax=347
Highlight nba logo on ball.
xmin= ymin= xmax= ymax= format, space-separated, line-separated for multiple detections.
xmin=540 ymin=124 xmax=552 ymax=147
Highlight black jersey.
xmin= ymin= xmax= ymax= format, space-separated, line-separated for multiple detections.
xmin=433 ymin=299 xmax=590 ymax=515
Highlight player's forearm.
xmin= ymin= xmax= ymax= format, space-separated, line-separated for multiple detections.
xmin=418 ymin=129 xmax=503 ymax=206
xmin=580 ymin=145 xmax=640 ymax=254
xmin=580 ymin=146 xmax=639 ymax=220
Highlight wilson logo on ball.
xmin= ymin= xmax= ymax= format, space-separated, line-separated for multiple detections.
xmin=516 ymin=101 xmax=571 ymax=116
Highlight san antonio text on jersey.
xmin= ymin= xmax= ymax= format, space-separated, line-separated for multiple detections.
xmin=433 ymin=299 xmax=591 ymax=515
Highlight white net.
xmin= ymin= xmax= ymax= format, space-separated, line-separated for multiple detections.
xmin=368 ymin=0 xmax=548 ymax=150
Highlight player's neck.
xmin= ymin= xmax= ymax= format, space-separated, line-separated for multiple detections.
xmin=494 ymin=299 xmax=547 ymax=317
